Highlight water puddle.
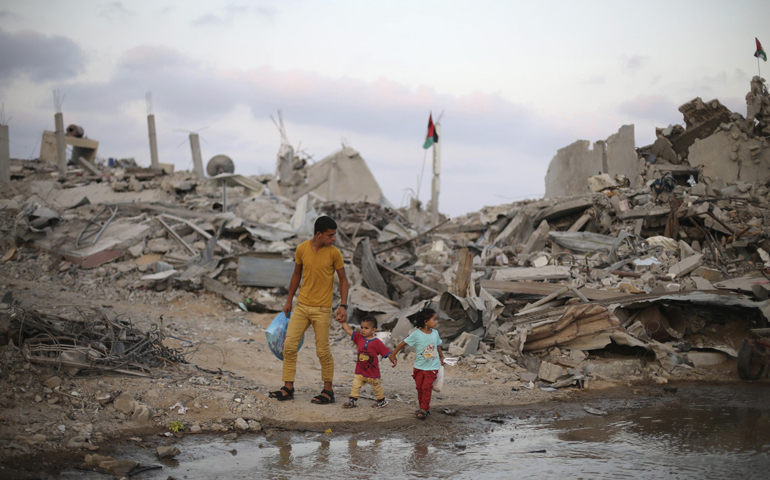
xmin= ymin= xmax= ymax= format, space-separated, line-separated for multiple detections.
xmin=59 ymin=384 xmax=770 ymax=479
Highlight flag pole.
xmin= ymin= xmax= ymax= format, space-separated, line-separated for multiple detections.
xmin=759 ymin=55 xmax=762 ymax=77
xmin=430 ymin=122 xmax=441 ymax=227
xmin=416 ymin=148 xmax=428 ymax=199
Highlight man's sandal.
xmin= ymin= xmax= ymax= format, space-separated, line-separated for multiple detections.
xmin=268 ymin=386 xmax=295 ymax=401
xmin=311 ymin=389 xmax=335 ymax=404
xmin=342 ymin=398 xmax=358 ymax=408
xmin=416 ymin=409 xmax=429 ymax=420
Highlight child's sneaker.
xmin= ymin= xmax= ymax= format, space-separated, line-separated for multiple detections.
xmin=372 ymin=399 xmax=388 ymax=408
xmin=342 ymin=398 xmax=358 ymax=408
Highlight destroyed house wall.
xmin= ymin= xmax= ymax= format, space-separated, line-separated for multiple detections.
xmin=305 ymin=147 xmax=384 ymax=204
xmin=544 ymin=125 xmax=639 ymax=199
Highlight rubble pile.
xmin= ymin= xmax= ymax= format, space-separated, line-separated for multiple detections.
xmin=2 ymin=77 xmax=770 ymax=397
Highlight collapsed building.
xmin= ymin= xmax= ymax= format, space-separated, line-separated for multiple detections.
xmin=2 ymin=77 xmax=770 ymax=394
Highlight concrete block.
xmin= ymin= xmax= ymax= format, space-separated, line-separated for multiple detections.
xmin=668 ymin=253 xmax=704 ymax=278
xmin=686 ymin=351 xmax=727 ymax=367
xmin=538 ymin=361 xmax=564 ymax=383
xmin=448 ymin=332 xmax=480 ymax=357
xmin=691 ymin=267 xmax=722 ymax=282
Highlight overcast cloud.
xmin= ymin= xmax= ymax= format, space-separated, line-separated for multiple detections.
xmin=0 ymin=0 xmax=766 ymax=215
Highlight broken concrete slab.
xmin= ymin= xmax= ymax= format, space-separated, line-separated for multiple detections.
xmin=668 ymin=253 xmax=704 ymax=278
xmin=534 ymin=197 xmax=593 ymax=223
xmin=544 ymin=125 xmax=640 ymax=198
xmin=237 ymin=257 xmax=295 ymax=288
xmin=521 ymin=220 xmax=550 ymax=255
xmin=491 ymin=265 xmax=572 ymax=282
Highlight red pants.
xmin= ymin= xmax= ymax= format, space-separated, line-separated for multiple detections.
xmin=412 ymin=368 xmax=438 ymax=411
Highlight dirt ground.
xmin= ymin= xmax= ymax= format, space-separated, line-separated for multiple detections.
xmin=0 ymin=247 xmax=752 ymax=477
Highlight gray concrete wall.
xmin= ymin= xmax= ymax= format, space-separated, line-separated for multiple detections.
xmin=544 ymin=125 xmax=639 ymax=198
xmin=688 ymin=125 xmax=770 ymax=183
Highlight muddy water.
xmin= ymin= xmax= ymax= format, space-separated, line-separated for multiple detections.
xmin=61 ymin=384 xmax=770 ymax=480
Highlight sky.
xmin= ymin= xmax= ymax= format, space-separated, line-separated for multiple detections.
xmin=0 ymin=0 xmax=767 ymax=216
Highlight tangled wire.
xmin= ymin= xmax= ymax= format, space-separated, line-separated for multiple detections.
xmin=5 ymin=306 xmax=190 ymax=376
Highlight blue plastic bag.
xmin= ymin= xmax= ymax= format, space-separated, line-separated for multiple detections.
xmin=265 ymin=312 xmax=305 ymax=361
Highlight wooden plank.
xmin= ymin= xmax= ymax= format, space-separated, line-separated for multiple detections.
xmin=479 ymin=280 xmax=627 ymax=301
xmin=454 ymin=248 xmax=473 ymax=297
xmin=203 ymin=276 xmax=244 ymax=305
xmin=356 ymin=238 xmax=389 ymax=297
xmin=567 ymin=213 xmax=591 ymax=232
xmin=237 ymin=257 xmax=295 ymax=287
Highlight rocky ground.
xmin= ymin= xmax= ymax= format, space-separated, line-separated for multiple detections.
xmin=0 ymin=245 xmax=751 ymax=478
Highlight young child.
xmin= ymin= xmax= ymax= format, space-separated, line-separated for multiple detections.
xmin=390 ymin=308 xmax=444 ymax=420
xmin=339 ymin=315 xmax=395 ymax=408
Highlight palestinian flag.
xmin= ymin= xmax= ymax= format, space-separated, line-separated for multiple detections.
xmin=756 ymin=37 xmax=767 ymax=62
xmin=423 ymin=113 xmax=439 ymax=149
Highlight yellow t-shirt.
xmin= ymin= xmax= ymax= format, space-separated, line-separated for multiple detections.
xmin=295 ymin=240 xmax=345 ymax=308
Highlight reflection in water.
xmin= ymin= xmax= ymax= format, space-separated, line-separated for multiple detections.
xmin=60 ymin=385 xmax=770 ymax=480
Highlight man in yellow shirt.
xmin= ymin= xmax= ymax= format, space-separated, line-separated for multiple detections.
xmin=269 ymin=216 xmax=349 ymax=404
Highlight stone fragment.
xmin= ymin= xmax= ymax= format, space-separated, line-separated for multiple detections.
xmin=190 ymin=424 xmax=202 ymax=433
xmin=131 ymin=404 xmax=152 ymax=423
xmin=569 ymin=349 xmax=587 ymax=362
xmin=99 ymin=460 xmax=138 ymax=476
xmin=538 ymin=361 xmax=564 ymax=383
xmin=85 ymin=454 xmax=113 ymax=465
xmin=155 ymin=446 xmax=180 ymax=459
xmin=234 ymin=418 xmax=249 ymax=432
xmin=247 ymin=420 xmax=262 ymax=432
xmin=43 ymin=376 xmax=62 ymax=389
xmin=113 ymin=393 xmax=135 ymax=414
xmin=128 ymin=242 xmax=145 ymax=258
xmin=147 ymin=238 xmax=171 ymax=253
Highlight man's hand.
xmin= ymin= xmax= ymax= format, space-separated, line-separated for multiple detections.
xmin=283 ymin=300 xmax=292 ymax=316
xmin=335 ymin=306 xmax=348 ymax=323
xmin=390 ymin=355 xmax=398 ymax=367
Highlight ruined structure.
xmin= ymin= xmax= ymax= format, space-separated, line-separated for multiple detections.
xmin=544 ymin=125 xmax=640 ymax=198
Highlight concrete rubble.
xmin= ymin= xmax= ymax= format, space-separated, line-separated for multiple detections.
xmin=2 ymin=77 xmax=770 ymax=470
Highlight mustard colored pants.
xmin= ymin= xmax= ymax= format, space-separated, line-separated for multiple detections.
xmin=282 ymin=303 xmax=334 ymax=383
xmin=349 ymin=374 xmax=385 ymax=401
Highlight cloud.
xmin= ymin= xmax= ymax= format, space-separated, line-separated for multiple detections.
xmin=60 ymin=46 xmax=573 ymax=160
xmin=617 ymin=94 xmax=680 ymax=123
xmin=621 ymin=54 xmax=650 ymax=72
xmin=192 ymin=13 xmax=224 ymax=27
xmin=99 ymin=2 xmax=133 ymax=20
xmin=0 ymin=28 xmax=86 ymax=82
xmin=192 ymin=3 xmax=276 ymax=27
xmin=582 ymin=75 xmax=606 ymax=85
xmin=0 ymin=9 xmax=20 ymax=19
